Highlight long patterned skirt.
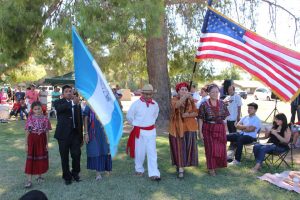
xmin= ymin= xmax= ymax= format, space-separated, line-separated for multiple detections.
xmin=87 ymin=155 xmax=112 ymax=172
xmin=169 ymin=131 xmax=198 ymax=168
xmin=202 ymin=123 xmax=227 ymax=169
xmin=25 ymin=133 xmax=49 ymax=175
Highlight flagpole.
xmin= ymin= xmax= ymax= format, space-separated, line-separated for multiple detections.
xmin=184 ymin=0 xmax=214 ymax=112
xmin=188 ymin=0 xmax=213 ymax=91
xmin=188 ymin=62 xmax=198 ymax=92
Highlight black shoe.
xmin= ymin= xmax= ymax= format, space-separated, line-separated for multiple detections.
xmin=150 ymin=176 xmax=161 ymax=182
xmin=72 ymin=175 xmax=81 ymax=182
xmin=65 ymin=180 xmax=72 ymax=185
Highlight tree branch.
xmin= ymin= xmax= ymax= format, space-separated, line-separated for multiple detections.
xmin=165 ymin=0 xmax=206 ymax=5
xmin=248 ymin=0 xmax=300 ymax=45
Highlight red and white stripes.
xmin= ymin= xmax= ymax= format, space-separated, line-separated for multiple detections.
xmin=196 ymin=32 xmax=300 ymax=101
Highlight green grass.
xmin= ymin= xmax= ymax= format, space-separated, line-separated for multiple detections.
xmin=0 ymin=120 xmax=299 ymax=200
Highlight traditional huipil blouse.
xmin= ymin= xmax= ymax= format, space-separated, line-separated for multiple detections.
xmin=198 ymin=99 xmax=229 ymax=160
xmin=25 ymin=115 xmax=51 ymax=134
xmin=169 ymin=97 xmax=198 ymax=137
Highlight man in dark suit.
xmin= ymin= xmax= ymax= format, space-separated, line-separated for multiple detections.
xmin=291 ymin=94 xmax=300 ymax=124
xmin=54 ymin=85 xmax=83 ymax=185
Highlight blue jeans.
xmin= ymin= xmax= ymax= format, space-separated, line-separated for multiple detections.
xmin=20 ymin=109 xmax=28 ymax=120
xmin=253 ymin=143 xmax=287 ymax=164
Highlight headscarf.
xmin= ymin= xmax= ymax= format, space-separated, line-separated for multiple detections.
xmin=175 ymin=82 xmax=189 ymax=92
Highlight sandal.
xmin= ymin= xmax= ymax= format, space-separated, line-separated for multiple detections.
xmin=150 ymin=176 xmax=161 ymax=182
xmin=178 ymin=172 xmax=184 ymax=179
xmin=95 ymin=175 xmax=102 ymax=181
xmin=177 ymin=168 xmax=184 ymax=179
xmin=208 ymin=170 xmax=216 ymax=176
xmin=134 ymin=172 xmax=144 ymax=177
xmin=36 ymin=177 xmax=45 ymax=183
xmin=24 ymin=181 xmax=32 ymax=188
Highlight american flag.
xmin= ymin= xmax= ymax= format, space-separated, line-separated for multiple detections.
xmin=195 ymin=7 xmax=300 ymax=102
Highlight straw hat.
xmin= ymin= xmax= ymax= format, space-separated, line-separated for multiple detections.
xmin=141 ymin=84 xmax=157 ymax=94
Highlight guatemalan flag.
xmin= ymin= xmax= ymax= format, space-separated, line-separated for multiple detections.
xmin=72 ymin=26 xmax=123 ymax=157
xmin=195 ymin=7 xmax=300 ymax=102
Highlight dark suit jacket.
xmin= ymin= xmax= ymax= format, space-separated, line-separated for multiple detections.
xmin=54 ymin=98 xmax=83 ymax=142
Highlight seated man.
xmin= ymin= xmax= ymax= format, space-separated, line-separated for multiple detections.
xmin=227 ymin=102 xmax=261 ymax=165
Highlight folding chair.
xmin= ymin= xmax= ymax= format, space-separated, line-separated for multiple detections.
xmin=243 ymin=128 xmax=261 ymax=158
xmin=264 ymin=142 xmax=293 ymax=169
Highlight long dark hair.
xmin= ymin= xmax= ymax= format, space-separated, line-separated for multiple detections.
xmin=31 ymin=101 xmax=42 ymax=110
xmin=272 ymin=113 xmax=288 ymax=136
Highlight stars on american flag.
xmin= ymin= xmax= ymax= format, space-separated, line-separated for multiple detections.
xmin=204 ymin=10 xmax=245 ymax=42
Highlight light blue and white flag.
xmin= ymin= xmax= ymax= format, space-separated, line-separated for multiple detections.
xmin=72 ymin=26 xmax=123 ymax=157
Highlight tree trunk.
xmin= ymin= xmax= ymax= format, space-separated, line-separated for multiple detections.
xmin=146 ymin=14 xmax=171 ymax=129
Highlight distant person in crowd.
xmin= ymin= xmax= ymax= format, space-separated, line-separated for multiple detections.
xmin=83 ymin=105 xmax=112 ymax=181
xmin=26 ymin=84 xmax=39 ymax=110
xmin=198 ymin=84 xmax=229 ymax=176
xmin=169 ymin=82 xmax=198 ymax=178
xmin=51 ymin=86 xmax=61 ymax=103
xmin=190 ymin=84 xmax=201 ymax=103
xmin=227 ymin=102 xmax=261 ymax=165
xmin=50 ymin=86 xmax=61 ymax=117
xmin=115 ymin=84 xmax=123 ymax=99
xmin=290 ymin=94 xmax=300 ymax=124
xmin=12 ymin=86 xmax=16 ymax=103
xmin=219 ymin=83 xmax=226 ymax=100
xmin=24 ymin=101 xmax=51 ymax=188
xmin=39 ymin=87 xmax=48 ymax=115
xmin=252 ymin=113 xmax=291 ymax=173
xmin=0 ymin=88 xmax=7 ymax=104
xmin=9 ymin=100 xmax=21 ymax=118
xmin=224 ymin=85 xmax=242 ymax=134
xmin=112 ymin=88 xmax=123 ymax=110
xmin=291 ymin=122 xmax=300 ymax=149
xmin=19 ymin=99 xmax=28 ymax=120
xmin=7 ymin=86 xmax=12 ymax=102
xmin=196 ymin=85 xmax=209 ymax=109
xmin=126 ymin=84 xmax=161 ymax=181
xmin=19 ymin=190 xmax=48 ymax=200
xmin=54 ymin=86 xmax=83 ymax=185
xmin=15 ymin=86 xmax=25 ymax=102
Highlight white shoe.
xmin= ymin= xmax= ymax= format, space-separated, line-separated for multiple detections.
xmin=229 ymin=160 xmax=241 ymax=166
xmin=227 ymin=150 xmax=234 ymax=160
xmin=95 ymin=175 xmax=102 ymax=181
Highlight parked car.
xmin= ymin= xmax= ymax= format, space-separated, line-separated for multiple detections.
xmin=254 ymin=87 xmax=272 ymax=101
xmin=235 ymin=87 xmax=247 ymax=99
xmin=38 ymin=85 xmax=55 ymax=96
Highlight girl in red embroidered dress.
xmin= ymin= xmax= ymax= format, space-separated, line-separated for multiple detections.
xmin=24 ymin=101 xmax=51 ymax=188
xmin=198 ymin=84 xmax=229 ymax=176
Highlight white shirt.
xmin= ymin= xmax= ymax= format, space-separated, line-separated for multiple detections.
xmin=126 ymin=99 xmax=159 ymax=127
xmin=196 ymin=96 xmax=209 ymax=109
xmin=225 ymin=94 xmax=242 ymax=121
xmin=39 ymin=91 xmax=48 ymax=105
xmin=192 ymin=92 xmax=201 ymax=102
xmin=239 ymin=115 xmax=261 ymax=138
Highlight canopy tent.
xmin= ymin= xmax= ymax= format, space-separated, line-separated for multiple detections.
xmin=44 ymin=72 xmax=75 ymax=85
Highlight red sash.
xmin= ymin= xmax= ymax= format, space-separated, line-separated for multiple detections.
xmin=126 ymin=125 xmax=155 ymax=158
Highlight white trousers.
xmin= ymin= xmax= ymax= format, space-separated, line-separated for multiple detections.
xmin=135 ymin=129 xmax=160 ymax=177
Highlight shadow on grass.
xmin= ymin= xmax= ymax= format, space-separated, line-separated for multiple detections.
xmin=0 ymin=120 xmax=299 ymax=200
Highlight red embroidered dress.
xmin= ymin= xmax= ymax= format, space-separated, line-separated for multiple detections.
xmin=198 ymin=99 xmax=229 ymax=169
xmin=25 ymin=115 xmax=51 ymax=175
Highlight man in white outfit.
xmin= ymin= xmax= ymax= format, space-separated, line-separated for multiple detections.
xmin=126 ymin=84 xmax=161 ymax=181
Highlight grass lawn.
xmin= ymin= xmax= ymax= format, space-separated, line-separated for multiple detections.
xmin=0 ymin=119 xmax=299 ymax=200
